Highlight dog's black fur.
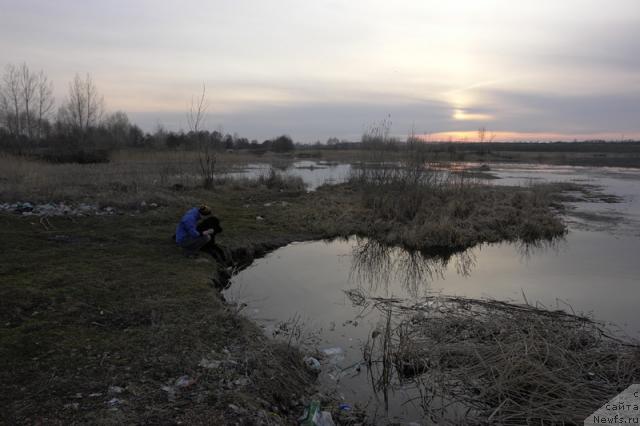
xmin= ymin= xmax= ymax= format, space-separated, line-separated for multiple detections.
xmin=196 ymin=216 xmax=229 ymax=264
xmin=197 ymin=216 xmax=223 ymax=236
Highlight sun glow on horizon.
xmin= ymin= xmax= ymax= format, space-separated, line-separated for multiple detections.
xmin=425 ymin=131 xmax=640 ymax=143
xmin=452 ymin=109 xmax=493 ymax=121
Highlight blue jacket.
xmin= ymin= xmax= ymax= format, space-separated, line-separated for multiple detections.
xmin=175 ymin=207 xmax=201 ymax=244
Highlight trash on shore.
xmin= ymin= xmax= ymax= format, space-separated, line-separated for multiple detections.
xmin=299 ymin=400 xmax=335 ymax=426
xmin=338 ymin=403 xmax=352 ymax=411
xmin=320 ymin=347 xmax=344 ymax=365
xmin=320 ymin=347 xmax=343 ymax=357
xmin=174 ymin=375 xmax=195 ymax=388
xmin=303 ymin=356 xmax=321 ymax=373
xmin=108 ymin=385 xmax=124 ymax=395
xmin=107 ymin=397 xmax=123 ymax=407
xmin=0 ymin=200 xmax=160 ymax=217
xmin=198 ymin=358 xmax=221 ymax=369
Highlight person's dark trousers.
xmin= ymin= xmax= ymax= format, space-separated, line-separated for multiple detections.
xmin=179 ymin=234 xmax=211 ymax=256
xmin=202 ymin=241 xmax=228 ymax=265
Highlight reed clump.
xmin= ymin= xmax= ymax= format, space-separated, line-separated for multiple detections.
xmin=347 ymin=159 xmax=567 ymax=251
xmin=257 ymin=167 xmax=305 ymax=191
xmin=350 ymin=290 xmax=640 ymax=425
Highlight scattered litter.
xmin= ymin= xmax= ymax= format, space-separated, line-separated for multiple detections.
xmin=234 ymin=377 xmax=250 ymax=386
xmin=108 ymin=386 xmax=124 ymax=394
xmin=316 ymin=411 xmax=335 ymax=426
xmin=174 ymin=375 xmax=195 ymax=388
xmin=256 ymin=215 xmax=264 ymax=221
xmin=303 ymin=356 xmax=321 ymax=373
xmin=299 ymin=400 xmax=321 ymax=425
xmin=321 ymin=347 xmax=345 ymax=369
xmin=161 ymin=385 xmax=176 ymax=402
xmin=338 ymin=403 xmax=352 ymax=411
xmin=88 ymin=392 xmax=102 ymax=398
xmin=320 ymin=347 xmax=343 ymax=356
xmin=198 ymin=358 xmax=221 ymax=369
xmin=300 ymin=403 xmax=336 ymax=426
xmin=228 ymin=403 xmax=245 ymax=414
xmin=0 ymin=201 xmax=120 ymax=217
xmin=107 ymin=398 xmax=123 ymax=407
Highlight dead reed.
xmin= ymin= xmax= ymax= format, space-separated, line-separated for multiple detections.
xmin=0 ymin=151 xmax=304 ymax=207
xmin=349 ymin=290 xmax=640 ymax=424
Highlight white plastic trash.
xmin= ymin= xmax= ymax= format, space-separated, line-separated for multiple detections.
xmin=304 ymin=356 xmax=321 ymax=372
xmin=320 ymin=347 xmax=343 ymax=356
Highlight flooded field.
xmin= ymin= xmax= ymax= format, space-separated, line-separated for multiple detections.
xmin=224 ymin=163 xmax=640 ymax=423
xmin=225 ymin=160 xmax=352 ymax=190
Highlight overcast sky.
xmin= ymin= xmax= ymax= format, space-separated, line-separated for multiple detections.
xmin=2 ymin=0 xmax=639 ymax=142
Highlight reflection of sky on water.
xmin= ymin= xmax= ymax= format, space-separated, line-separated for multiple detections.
xmin=224 ymin=163 xmax=640 ymax=423
xmin=224 ymin=160 xmax=352 ymax=190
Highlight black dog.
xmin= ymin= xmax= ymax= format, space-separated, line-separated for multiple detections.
xmin=196 ymin=216 xmax=228 ymax=264
xmin=197 ymin=216 xmax=223 ymax=236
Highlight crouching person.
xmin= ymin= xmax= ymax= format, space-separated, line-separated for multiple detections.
xmin=175 ymin=204 xmax=215 ymax=257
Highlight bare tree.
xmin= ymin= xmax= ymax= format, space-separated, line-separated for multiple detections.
xmin=478 ymin=126 xmax=486 ymax=143
xmin=35 ymin=70 xmax=54 ymax=139
xmin=0 ymin=63 xmax=55 ymax=141
xmin=187 ymin=83 xmax=208 ymax=134
xmin=104 ymin=111 xmax=131 ymax=147
xmin=187 ymin=84 xmax=216 ymax=188
xmin=59 ymin=73 xmax=104 ymax=141
xmin=0 ymin=64 xmax=22 ymax=137
xmin=18 ymin=63 xmax=38 ymax=139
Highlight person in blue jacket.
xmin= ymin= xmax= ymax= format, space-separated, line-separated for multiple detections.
xmin=175 ymin=204 xmax=215 ymax=256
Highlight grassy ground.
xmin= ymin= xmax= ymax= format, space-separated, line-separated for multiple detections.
xmin=0 ymin=152 xmax=600 ymax=424
xmin=0 ymin=208 xmax=318 ymax=425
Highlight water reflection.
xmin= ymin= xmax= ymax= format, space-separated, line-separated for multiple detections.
xmin=350 ymin=238 xmax=476 ymax=297
xmin=348 ymin=236 xmax=568 ymax=299
xmin=513 ymin=236 xmax=564 ymax=259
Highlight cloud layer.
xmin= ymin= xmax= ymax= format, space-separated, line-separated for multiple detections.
xmin=1 ymin=0 xmax=639 ymax=141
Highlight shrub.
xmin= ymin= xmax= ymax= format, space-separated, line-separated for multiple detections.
xmin=258 ymin=168 xmax=305 ymax=191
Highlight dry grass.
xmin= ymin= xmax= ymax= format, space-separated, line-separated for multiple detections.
xmin=350 ymin=290 xmax=640 ymax=425
xmin=0 ymin=211 xmax=317 ymax=425
xmin=1 ymin=149 xmax=583 ymax=254
xmin=345 ymin=160 xmax=568 ymax=251
xmin=0 ymin=151 xmax=304 ymax=208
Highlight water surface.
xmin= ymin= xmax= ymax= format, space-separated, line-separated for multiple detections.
xmin=224 ymin=164 xmax=640 ymax=423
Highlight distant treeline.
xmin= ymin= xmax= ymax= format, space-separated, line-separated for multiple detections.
xmin=305 ymin=139 xmax=640 ymax=153
xmin=2 ymin=62 xmax=639 ymax=164
xmin=0 ymin=62 xmax=297 ymax=163
xmin=412 ymin=141 xmax=640 ymax=153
